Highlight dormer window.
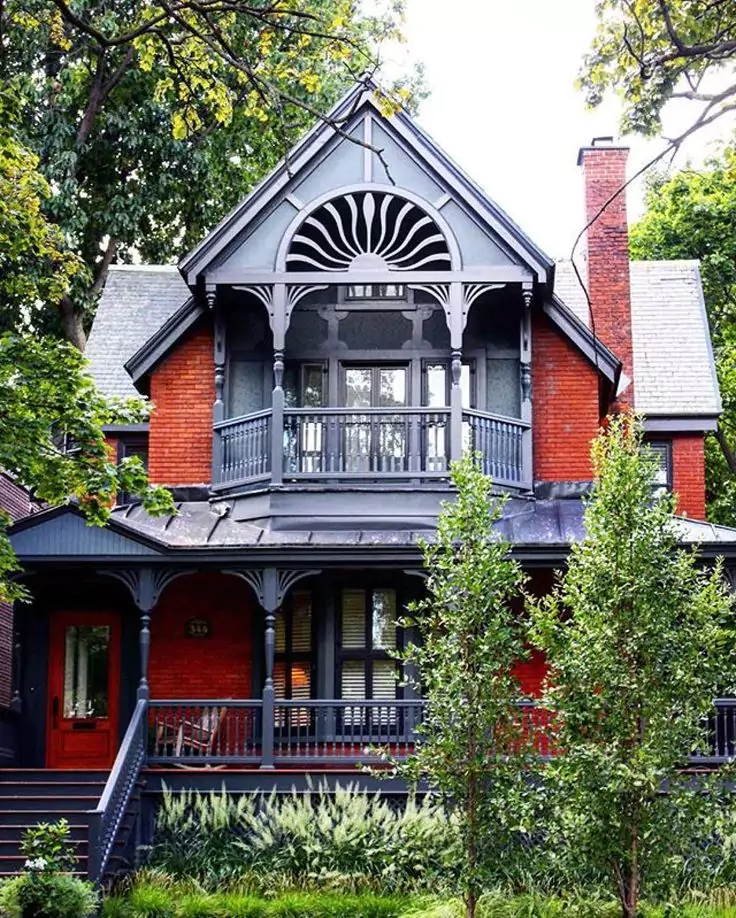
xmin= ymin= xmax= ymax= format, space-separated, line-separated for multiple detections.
xmin=346 ymin=284 xmax=406 ymax=301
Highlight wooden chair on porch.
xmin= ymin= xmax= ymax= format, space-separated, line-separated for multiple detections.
xmin=155 ymin=705 xmax=227 ymax=764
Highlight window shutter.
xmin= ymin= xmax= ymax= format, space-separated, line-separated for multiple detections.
xmin=341 ymin=660 xmax=366 ymax=699
xmin=372 ymin=661 xmax=397 ymax=699
xmin=274 ymin=662 xmax=286 ymax=699
xmin=341 ymin=590 xmax=366 ymax=648
xmin=275 ymin=612 xmax=286 ymax=653
xmin=292 ymin=593 xmax=312 ymax=652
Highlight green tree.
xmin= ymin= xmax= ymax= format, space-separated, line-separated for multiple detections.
xmin=398 ymin=456 xmax=534 ymax=918
xmin=0 ymin=91 xmax=174 ymax=601
xmin=530 ymin=415 xmax=734 ymax=918
xmin=581 ymin=0 xmax=736 ymax=143
xmin=4 ymin=0 xmax=419 ymax=347
xmin=630 ymin=148 xmax=736 ymax=523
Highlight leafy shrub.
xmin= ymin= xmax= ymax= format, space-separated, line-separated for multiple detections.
xmin=20 ymin=822 xmax=77 ymax=875
xmin=0 ymin=874 xmax=98 ymax=918
xmin=150 ymin=783 xmax=459 ymax=892
xmin=126 ymin=884 xmax=176 ymax=918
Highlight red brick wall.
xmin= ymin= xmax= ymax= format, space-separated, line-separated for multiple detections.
xmin=579 ymin=145 xmax=634 ymax=407
xmin=532 ymin=313 xmax=600 ymax=482
xmin=149 ymin=573 xmax=256 ymax=700
xmin=148 ymin=326 xmax=214 ymax=486
xmin=672 ymin=434 xmax=706 ymax=520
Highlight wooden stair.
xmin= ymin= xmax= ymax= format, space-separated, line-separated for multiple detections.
xmin=0 ymin=769 xmax=141 ymax=880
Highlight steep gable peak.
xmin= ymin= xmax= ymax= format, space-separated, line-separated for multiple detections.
xmin=179 ymin=83 xmax=553 ymax=287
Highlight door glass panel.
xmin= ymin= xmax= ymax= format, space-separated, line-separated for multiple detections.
xmin=63 ymin=626 xmax=110 ymax=719
xmin=302 ymin=365 xmax=325 ymax=408
xmin=426 ymin=364 xmax=447 ymax=407
xmin=372 ymin=590 xmax=397 ymax=650
xmin=378 ymin=368 xmax=406 ymax=408
xmin=345 ymin=368 xmax=372 ymax=408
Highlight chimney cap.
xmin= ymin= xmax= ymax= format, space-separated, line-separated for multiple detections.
xmin=577 ymin=137 xmax=630 ymax=165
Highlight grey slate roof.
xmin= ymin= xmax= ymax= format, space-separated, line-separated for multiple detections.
xmin=555 ymin=260 xmax=721 ymax=418
xmin=101 ymin=498 xmax=736 ymax=553
xmin=85 ymin=266 xmax=190 ymax=399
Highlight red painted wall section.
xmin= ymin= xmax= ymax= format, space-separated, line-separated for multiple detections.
xmin=672 ymin=433 xmax=706 ymax=520
xmin=149 ymin=573 xmax=255 ymax=700
xmin=148 ymin=325 xmax=214 ymax=486
xmin=532 ymin=312 xmax=600 ymax=482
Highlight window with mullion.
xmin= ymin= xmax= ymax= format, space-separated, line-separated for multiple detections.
xmin=338 ymin=588 xmax=401 ymax=727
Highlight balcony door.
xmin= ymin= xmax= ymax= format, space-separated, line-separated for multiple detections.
xmin=342 ymin=366 xmax=407 ymax=473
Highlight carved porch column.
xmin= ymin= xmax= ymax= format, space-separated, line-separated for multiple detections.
xmin=209 ymin=286 xmax=226 ymax=487
xmin=521 ymin=284 xmax=534 ymax=488
xmin=235 ymin=568 xmax=320 ymax=769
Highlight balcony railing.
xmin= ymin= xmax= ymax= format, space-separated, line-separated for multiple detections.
xmin=213 ymin=406 xmax=531 ymax=490
xmin=144 ymin=698 xmax=736 ymax=767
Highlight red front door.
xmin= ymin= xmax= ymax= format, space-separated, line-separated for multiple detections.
xmin=47 ymin=612 xmax=121 ymax=769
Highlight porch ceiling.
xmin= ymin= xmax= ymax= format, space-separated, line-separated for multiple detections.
xmin=10 ymin=499 xmax=736 ymax=564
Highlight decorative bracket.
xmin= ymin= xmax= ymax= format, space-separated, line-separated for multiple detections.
xmin=230 ymin=568 xmax=321 ymax=612
xmin=99 ymin=568 xmax=195 ymax=612
xmin=402 ymin=569 xmax=428 ymax=581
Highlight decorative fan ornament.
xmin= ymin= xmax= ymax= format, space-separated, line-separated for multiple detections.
xmin=286 ymin=191 xmax=451 ymax=273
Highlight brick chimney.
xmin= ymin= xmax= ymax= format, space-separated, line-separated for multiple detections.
xmin=577 ymin=138 xmax=633 ymax=403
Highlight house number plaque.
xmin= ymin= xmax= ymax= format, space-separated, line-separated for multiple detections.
xmin=185 ymin=617 xmax=211 ymax=638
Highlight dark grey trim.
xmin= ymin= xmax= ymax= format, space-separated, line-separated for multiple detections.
xmin=543 ymin=296 xmax=621 ymax=385
xmin=8 ymin=504 xmax=166 ymax=553
xmin=124 ymin=296 xmax=205 ymax=384
xmin=101 ymin=424 xmax=150 ymax=434
xmin=180 ymin=82 xmax=554 ymax=285
xmin=534 ymin=480 xmax=594 ymax=500
xmin=643 ymin=415 xmax=719 ymax=432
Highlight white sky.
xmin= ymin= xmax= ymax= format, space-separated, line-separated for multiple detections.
xmin=390 ymin=0 xmax=734 ymax=259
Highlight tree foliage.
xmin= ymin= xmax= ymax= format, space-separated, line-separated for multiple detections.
xmin=3 ymin=0 xmax=418 ymax=347
xmin=629 ymin=147 xmax=736 ymax=523
xmin=0 ymin=93 xmax=174 ymax=602
xmin=581 ymin=1 xmax=736 ymax=143
xmin=530 ymin=415 xmax=735 ymax=918
xmin=398 ymin=456 xmax=535 ymax=918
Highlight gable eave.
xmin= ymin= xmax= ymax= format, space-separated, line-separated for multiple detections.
xmin=544 ymin=294 xmax=622 ymax=385
xmin=179 ymin=83 xmax=372 ymax=284
xmin=124 ymin=295 xmax=205 ymax=386
xmin=180 ymin=86 xmax=555 ymax=286
xmin=9 ymin=504 xmax=168 ymax=559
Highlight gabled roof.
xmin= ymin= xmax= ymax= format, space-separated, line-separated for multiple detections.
xmin=86 ymin=266 xmax=190 ymax=399
xmin=555 ymin=260 xmax=721 ymax=423
xmin=179 ymin=82 xmax=555 ymax=285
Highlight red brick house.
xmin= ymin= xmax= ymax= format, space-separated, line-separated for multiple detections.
xmin=5 ymin=84 xmax=734 ymax=881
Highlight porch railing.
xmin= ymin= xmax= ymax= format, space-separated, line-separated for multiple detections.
xmin=283 ymin=407 xmax=452 ymax=479
xmin=143 ymin=698 xmax=736 ymax=768
xmin=273 ymin=699 xmax=425 ymax=764
xmin=88 ymin=698 xmax=146 ymax=884
xmin=463 ymin=409 xmax=530 ymax=485
xmin=213 ymin=406 xmax=531 ymax=488
xmin=147 ymin=700 xmax=263 ymax=765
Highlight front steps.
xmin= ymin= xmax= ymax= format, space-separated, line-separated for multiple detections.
xmin=0 ymin=769 xmax=140 ymax=881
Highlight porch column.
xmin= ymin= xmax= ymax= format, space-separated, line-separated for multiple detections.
xmin=521 ymin=285 xmax=533 ymax=489
xmin=270 ymin=285 xmax=286 ymax=486
xmin=209 ymin=286 xmax=226 ymax=487
xmin=260 ymin=569 xmax=279 ymax=770
xmin=449 ymin=282 xmax=464 ymax=462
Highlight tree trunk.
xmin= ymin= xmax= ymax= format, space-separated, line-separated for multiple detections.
xmin=716 ymin=424 xmax=736 ymax=476
xmin=59 ymin=295 xmax=87 ymax=351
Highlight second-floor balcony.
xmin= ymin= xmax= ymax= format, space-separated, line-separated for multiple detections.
xmin=213 ymin=406 xmax=531 ymax=491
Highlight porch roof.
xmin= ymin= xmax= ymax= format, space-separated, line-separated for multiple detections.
xmin=10 ymin=499 xmax=736 ymax=565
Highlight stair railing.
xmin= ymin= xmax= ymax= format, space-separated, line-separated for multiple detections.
xmin=87 ymin=698 xmax=147 ymax=884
